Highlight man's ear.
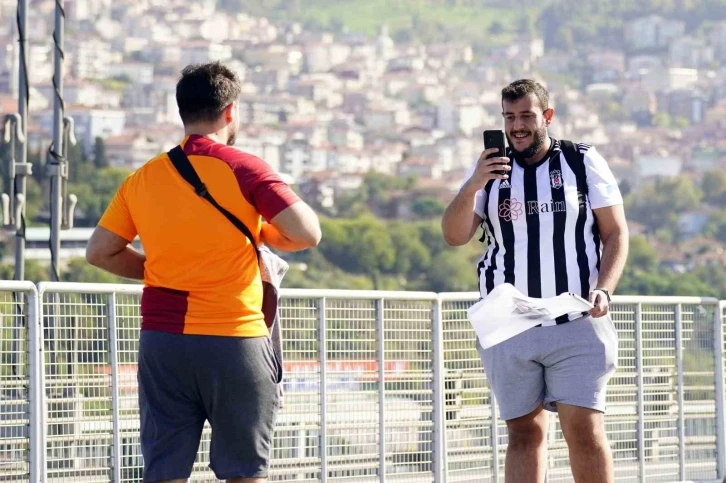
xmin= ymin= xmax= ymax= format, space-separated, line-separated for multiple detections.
xmin=224 ymin=103 xmax=236 ymax=123
xmin=544 ymin=108 xmax=555 ymax=125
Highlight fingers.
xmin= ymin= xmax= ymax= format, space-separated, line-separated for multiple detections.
xmin=479 ymin=147 xmax=500 ymax=158
xmin=477 ymin=152 xmax=511 ymax=178
xmin=588 ymin=292 xmax=609 ymax=318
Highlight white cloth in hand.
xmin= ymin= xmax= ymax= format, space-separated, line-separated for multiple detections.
xmin=467 ymin=284 xmax=594 ymax=350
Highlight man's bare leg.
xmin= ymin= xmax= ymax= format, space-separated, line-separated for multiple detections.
xmin=504 ymin=405 xmax=549 ymax=483
xmin=557 ymin=403 xmax=613 ymax=483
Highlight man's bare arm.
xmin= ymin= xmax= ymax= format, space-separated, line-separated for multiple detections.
xmin=86 ymin=227 xmax=146 ymax=280
xmin=441 ymin=185 xmax=484 ymax=246
xmin=593 ymin=204 xmax=629 ymax=294
xmin=261 ymin=223 xmax=315 ymax=252
xmin=267 ymin=200 xmax=322 ymax=249
xmin=442 ymin=148 xmax=510 ymax=246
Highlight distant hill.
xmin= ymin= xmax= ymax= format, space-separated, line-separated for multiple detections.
xmin=218 ymin=0 xmax=541 ymax=49
xmin=218 ymin=0 xmax=726 ymax=52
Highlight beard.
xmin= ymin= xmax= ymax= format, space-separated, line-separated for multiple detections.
xmin=227 ymin=131 xmax=237 ymax=146
xmin=507 ymin=124 xmax=548 ymax=159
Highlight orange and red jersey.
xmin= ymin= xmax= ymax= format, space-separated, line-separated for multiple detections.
xmin=99 ymin=135 xmax=299 ymax=337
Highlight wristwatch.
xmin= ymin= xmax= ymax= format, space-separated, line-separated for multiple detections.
xmin=594 ymin=288 xmax=611 ymax=302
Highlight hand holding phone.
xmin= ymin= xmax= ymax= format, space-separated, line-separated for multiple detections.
xmin=483 ymin=130 xmax=509 ymax=175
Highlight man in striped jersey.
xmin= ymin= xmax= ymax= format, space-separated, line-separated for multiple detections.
xmin=442 ymin=79 xmax=629 ymax=483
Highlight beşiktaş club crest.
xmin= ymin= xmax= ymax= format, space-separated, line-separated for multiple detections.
xmin=550 ymin=170 xmax=563 ymax=189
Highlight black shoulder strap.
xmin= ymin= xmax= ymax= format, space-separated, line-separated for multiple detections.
xmin=559 ymin=139 xmax=588 ymax=195
xmin=168 ymin=145 xmax=260 ymax=260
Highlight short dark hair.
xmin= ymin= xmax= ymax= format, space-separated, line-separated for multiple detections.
xmin=501 ymin=79 xmax=549 ymax=111
xmin=176 ymin=61 xmax=242 ymax=125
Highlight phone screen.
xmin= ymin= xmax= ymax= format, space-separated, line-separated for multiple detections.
xmin=483 ymin=130 xmax=506 ymax=159
xmin=483 ymin=130 xmax=508 ymax=175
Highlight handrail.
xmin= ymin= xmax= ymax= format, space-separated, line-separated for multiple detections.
xmin=36 ymin=282 xmax=440 ymax=301
xmin=438 ymin=290 xmax=721 ymax=305
xmin=0 ymin=280 xmax=37 ymax=291
xmin=31 ymin=282 xmax=724 ymax=305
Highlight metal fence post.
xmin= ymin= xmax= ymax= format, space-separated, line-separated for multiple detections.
xmin=377 ymin=298 xmax=386 ymax=483
xmin=432 ymin=297 xmax=447 ymax=483
xmin=675 ymin=304 xmax=685 ymax=481
xmin=27 ymin=286 xmax=41 ymax=483
xmin=635 ymin=303 xmax=645 ymax=483
xmin=491 ymin=394 xmax=500 ymax=483
xmin=318 ymin=297 xmax=328 ymax=483
xmin=108 ymin=293 xmax=122 ymax=483
xmin=37 ymin=285 xmax=48 ymax=483
xmin=714 ymin=301 xmax=726 ymax=481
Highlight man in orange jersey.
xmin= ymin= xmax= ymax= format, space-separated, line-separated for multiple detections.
xmin=86 ymin=61 xmax=321 ymax=483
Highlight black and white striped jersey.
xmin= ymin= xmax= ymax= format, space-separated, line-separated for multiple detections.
xmin=462 ymin=138 xmax=623 ymax=326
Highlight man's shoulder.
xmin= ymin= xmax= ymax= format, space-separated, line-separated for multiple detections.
xmin=553 ymin=138 xmax=594 ymax=155
xmin=184 ymin=136 xmax=265 ymax=170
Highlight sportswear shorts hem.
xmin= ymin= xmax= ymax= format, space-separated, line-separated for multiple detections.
xmin=213 ymin=463 xmax=269 ymax=480
xmin=499 ymin=399 xmax=544 ymax=422
xmin=544 ymin=397 xmax=606 ymax=414
xmin=142 ymin=471 xmax=192 ymax=483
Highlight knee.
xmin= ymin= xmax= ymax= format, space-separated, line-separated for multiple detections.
xmin=507 ymin=421 xmax=547 ymax=451
xmin=563 ymin=422 xmax=608 ymax=453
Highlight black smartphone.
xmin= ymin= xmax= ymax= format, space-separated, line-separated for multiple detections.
xmin=483 ymin=130 xmax=508 ymax=174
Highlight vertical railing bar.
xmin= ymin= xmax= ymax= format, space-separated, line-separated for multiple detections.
xmin=635 ymin=303 xmax=645 ymax=483
xmin=39 ymin=288 xmax=48 ymax=483
xmin=27 ymin=287 xmax=40 ymax=483
xmin=377 ymin=298 xmax=386 ymax=483
xmin=108 ymin=293 xmax=122 ymax=483
xmin=714 ymin=301 xmax=726 ymax=481
xmin=491 ymin=394 xmax=500 ymax=483
xmin=675 ymin=304 xmax=686 ymax=481
xmin=318 ymin=297 xmax=327 ymax=483
xmin=432 ymin=298 xmax=446 ymax=483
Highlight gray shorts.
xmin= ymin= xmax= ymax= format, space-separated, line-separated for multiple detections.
xmin=476 ymin=315 xmax=618 ymax=421
xmin=138 ymin=330 xmax=282 ymax=482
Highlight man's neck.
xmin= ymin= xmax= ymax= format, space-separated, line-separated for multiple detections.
xmin=521 ymin=136 xmax=553 ymax=165
xmin=184 ymin=125 xmax=226 ymax=145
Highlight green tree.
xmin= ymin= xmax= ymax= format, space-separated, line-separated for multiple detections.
xmin=427 ymin=250 xmax=476 ymax=292
xmin=705 ymin=208 xmax=726 ymax=244
xmin=61 ymin=258 xmax=126 ymax=283
xmin=702 ymin=169 xmax=726 ymax=206
xmin=411 ymin=197 xmax=446 ymax=218
xmin=93 ymin=137 xmax=108 ymax=169
xmin=627 ymin=235 xmax=659 ymax=272
xmin=626 ymin=177 xmax=703 ymax=234
xmin=389 ymin=221 xmax=431 ymax=279
xmin=69 ymin=167 xmax=131 ymax=226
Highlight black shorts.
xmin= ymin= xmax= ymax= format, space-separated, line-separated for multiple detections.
xmin=137 ymin=330 xmax=282 ymax=482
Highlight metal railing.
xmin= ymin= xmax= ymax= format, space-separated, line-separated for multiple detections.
xmin=0 ymin=281 xmax=724 ymax=482
xmin=0 ymin=281 xmax=40 ymax=483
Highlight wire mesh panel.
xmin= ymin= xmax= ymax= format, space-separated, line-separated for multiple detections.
xmin=323 ymin=298 xmax=380 ymax=481
xmin=383 ymin=299 xmax=434 ymax=482
xmin=441 ymin=297 xmax=496 ymax=483
xmin=0 ymin=289 xmax=31 ymax=482
xmin=605 ymin=303 xmax=639 ymax=483
xmin=272 ymin=296 xmax=322 ymax=482
xmin=42 ymin=291 xmax=115 ymax=483
xmin=681 ymin=303 xmax=718 ymax=481
xmin=639 ymin=303 xmax=680 ymax=482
